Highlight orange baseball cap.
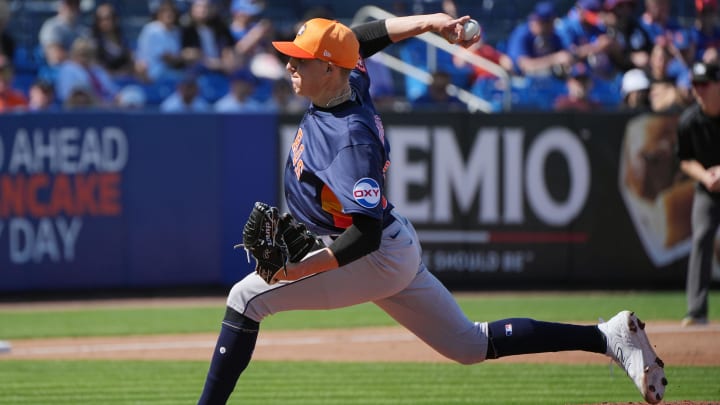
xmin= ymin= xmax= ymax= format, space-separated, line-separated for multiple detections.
xmin=272 ymin=18 xmax=359 ymax=70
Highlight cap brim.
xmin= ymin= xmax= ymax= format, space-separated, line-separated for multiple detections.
xmin=272 ymin=41 xmax=315 ymax=59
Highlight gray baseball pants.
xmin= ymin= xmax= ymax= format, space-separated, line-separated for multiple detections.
xmin=227 ymin=211 xmax=489 ymax=364
xmin=686 ymin=189 xmax=720 ymax=319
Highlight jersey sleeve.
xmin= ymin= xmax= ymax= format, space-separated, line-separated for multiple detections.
xmin=318 ymin=141 xmax=386 ymax=220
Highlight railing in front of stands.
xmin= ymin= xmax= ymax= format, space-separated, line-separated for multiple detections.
xmin=351 ymin=6 xmax=512 ymax=113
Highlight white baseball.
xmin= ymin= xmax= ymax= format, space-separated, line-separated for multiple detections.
xmin=462 ymin=19 xmax=480 ymax=41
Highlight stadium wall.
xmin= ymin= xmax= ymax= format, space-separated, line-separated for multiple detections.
xmin=0 ymin=111 xmax=702 ymax=293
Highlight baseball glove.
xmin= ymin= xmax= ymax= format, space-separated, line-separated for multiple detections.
xmin=237 ymin=202 xmax=287 ymax=284
xmin=277 ymin=213 xmax=325 ymax=263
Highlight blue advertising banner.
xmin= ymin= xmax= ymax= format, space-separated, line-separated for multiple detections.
xmin=3 ymin=110 xmax=715 ymax=293
xmin=0 ymin=112 xmax=277 ymax=292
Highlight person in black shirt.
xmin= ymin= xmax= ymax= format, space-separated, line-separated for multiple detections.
xmin=180 ymin=0 xmax=235 ymax=74
xmin=602 ymin=0 xmax=653 ymax=71
xmin=676 ymin=61 xmax=720 ymax=327
xmin=91 ymin=3 xmax=134 ymax=76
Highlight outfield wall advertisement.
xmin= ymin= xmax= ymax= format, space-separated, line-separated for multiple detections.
xmin=0 ymin=113 xmax=277 ymax=292
xmin=0 ymin=111 xmax=711 ymax=293
xmin=378 ymin=112 xmax=709 ymax=287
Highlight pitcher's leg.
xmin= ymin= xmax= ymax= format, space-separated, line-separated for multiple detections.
xmin=484 ymin=318 xmax=605 ymax=358
xmin=199 ymin=221 xmax=419 ymax=404
xmin=199 ymin=258 xmax=414 ymax=405
xmin=376 ymin=266 xmax=606 ymax=364
xmin=227 ymin=253 xmax=416 ymax=322
xmin=198 ymin=308 xmax=259 ymax=405
xmin=374 ymin=266 xmax=489 ymax=364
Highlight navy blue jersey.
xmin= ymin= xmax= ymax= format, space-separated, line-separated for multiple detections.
xmin=284 ymin=60 xmax=394 ymax=235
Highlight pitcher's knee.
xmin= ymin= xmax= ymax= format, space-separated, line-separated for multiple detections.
xmin=226 ymin=276 xmax=272 ymax=322
xmin=448 ymin=350 xmax=487 ymax=365
xmin=437 ymin=322 xmax=489 ymax=365
xmin=439 ymin=340 xmax=488 ymax=364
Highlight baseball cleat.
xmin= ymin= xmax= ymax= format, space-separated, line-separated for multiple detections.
xmin=598 ymin=310 xmax=667 ymax=404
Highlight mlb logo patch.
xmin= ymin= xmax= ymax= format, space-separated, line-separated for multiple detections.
xmin=504 ymin=323 xmax=513 ymax=337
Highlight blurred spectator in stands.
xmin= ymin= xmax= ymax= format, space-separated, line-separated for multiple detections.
xmin=116 ymin=84 xmax=147 ymax=109
xmin=602 ymin=0 xmax=653 ymax=71
xmin=181 ymin=0 xmax=236 ymax=74
xmin=411 ymin=70 xmax=465 ymax=111
xmin=557 ymin=0 xmax=615 ymax=77
xmin=453 ymin=31 xmax=513 ymax=84
xmin=38 ymin=0 xmax=89 ymax=67
xmin=507 ymin=1 xmax=574 ymax=77
xmin=91 ymin=2 xmax=135 ymax=78
xmin=703 ymin=47 xmax=719 ymax=64
xmin=214 ymin=68 xmax=263 ymax=112
xmin=672 ymin=29 xmax=698 ymax=67
xmin=641 ymin=0 xmax=695 ymax=87
xmin=160 ymin=72 xmax=210 ymax=112
xmin=409 ymin=0 xmax=458 ymax=17
xmin=0 ymin=0 xmax=15 ymax=61
xmin=648 ymin=37 xmax=691 ymax=112
xmin=620 ymin=68 xmax=652 ymax=111
xmin=266 ymin=78 xmax=306 ymax=113
xmin=230 ymin=0 xmax=271 ymax=62
xmin=136 ymin=0 xmax=187 ymax=82
xmin=553 ymin=62 xmax=601 ymax=111
xmin=639 ymin=0 xmax=686 ymax=42
xmin=364 ymin=55 xmax=398 ymax=111
xmin=0 ymin=54 xmax=27 ymax=112
xmin=27 ymin=79 xmax=58 ymax=111
xmin=692 ymin=0 xmax=720 ymax=63
xmin=229 ymin=0 xmax=285 ymax=95
xmin=64 ymin=85 xmax=96 ymax=109
xmin=56 ymin=37 xmax=118 ymax=106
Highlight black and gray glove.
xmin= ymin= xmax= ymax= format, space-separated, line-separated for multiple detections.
xmin=237 ymin=202 xmax=286 ymax=284
xmin=277 ymin=213 xmax=325 ymax=263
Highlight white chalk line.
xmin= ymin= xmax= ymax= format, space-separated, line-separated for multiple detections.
xmin=5 ymin=324 xmax=719 ymax=357
xmin=6 ymin=333 xmax=417 ymax=356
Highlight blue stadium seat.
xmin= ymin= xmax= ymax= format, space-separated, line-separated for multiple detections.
xmin=12 ymin=72 xmax=37 ymax=95
xmin=198 ymin=73 xmax=230 ymax=103
xmin=590 ymin=74 xmax=623 ymax=108
xmin=12 ymin=46 xmax=39 ymax=74
xmin=525 ymin=76 xmax=567 ymax=111
xmin=142 ymin=79 xmax=178 ymax=106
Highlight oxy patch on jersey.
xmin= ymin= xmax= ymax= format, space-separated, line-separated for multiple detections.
xmin=352 ymin=177 xmax=381 ymax=208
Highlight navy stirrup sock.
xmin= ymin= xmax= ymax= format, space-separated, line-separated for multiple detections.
xmin=198 ymin=307 xmax=260 ymax=405
xmin=485 ymin=318 xmax=606 ymax=359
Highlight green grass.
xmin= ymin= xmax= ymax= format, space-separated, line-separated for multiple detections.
xmin=1 ymin=291 xmax=716 ymax=339
xmin=0 ymin=360 xmax=717 ymax=404
xmin=0 ymin=291 xmax=718 ymax=404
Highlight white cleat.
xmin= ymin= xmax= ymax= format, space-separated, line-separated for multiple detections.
xmin=598 ymin=310 xmax=667 ymax=404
